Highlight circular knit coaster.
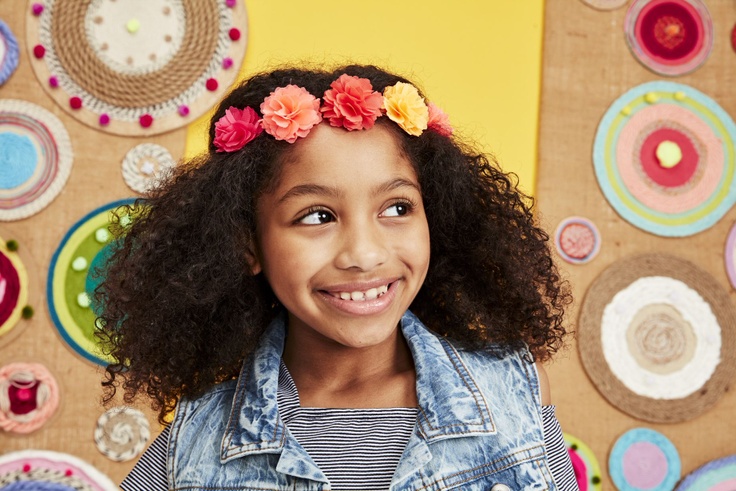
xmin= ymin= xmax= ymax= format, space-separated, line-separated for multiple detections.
xmin=94 ymin=406 xmax=150 ymax=462
xmin=675 ymin=454 xmax=736 ymax=490
xmin=0 ymin=20 xmax=20 ymax=86
xmin=580 ymin=0 xmax=629 ymax=10
xmin=625 ymin=0 xmax=713 ymax=76
xmin=610 ymin=428 xmax=680 ymax=491
xmin=47 ymin=199 xmax=136 ymax=366
xmin=0 ymin=236 xmax=30 ymax=347
xmin=0 ymin=449 xmax=118 ymax=490
xmin=578 ymin=254 xmax=736 ymax=423
xmin=0 ymin=99 xmax=74 ymax=221
xmin=593 ymin=81 xmax=736 ymax=237
xmin=726 ymin=221 xmax=736 ymax=290
xmin=0 ymin=362 xmax=60 ymax=434
xmin=122 ymin=143 xmax=176 ymax=194
xmin=563 ymin=433 xmax=603 ymax=491
xmin=555 ymin=217 xmax=601 ymax=264
xmin=26 ymin=0 xmax=248 ymax=136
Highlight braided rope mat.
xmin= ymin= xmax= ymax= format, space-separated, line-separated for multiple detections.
xmin=94 ymin=406 xmax=150 ymax=462
xmin=578 ymin=254 xmax=736 ymax=423
xmin=26 ymin=0 xmax=248 ymax=136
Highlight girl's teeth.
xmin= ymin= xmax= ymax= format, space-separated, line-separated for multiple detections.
xmin=333 ymin=284 xmax=390 ymax=301
xmin=378 ymin=285 xmax=388 ymax=294
xmin=365 ymin=288 xmax=378 ymax=300
xmin=350 ymin=291 xmax=365 ymax=301
xmin=340 ymin=292 xmax=351 ymax=300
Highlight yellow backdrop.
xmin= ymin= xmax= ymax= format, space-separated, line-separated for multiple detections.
xmin=186 ymin=1 xmax=545 ymax=194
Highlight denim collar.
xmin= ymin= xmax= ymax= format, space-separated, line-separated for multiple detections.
xmin=220 ymin=310 xmax=496 ymax=464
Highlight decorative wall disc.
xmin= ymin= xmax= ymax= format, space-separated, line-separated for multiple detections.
xmin=624 ymin=0 xmax=713 ymax=76
xmin=0 ymin=237 xmax=30 ymax=347
xmin=675 ymin=454 xmax=736 ymax=490
xmin=0 ymin=362 xmax=60 ymax=434
xmin=564 ymin=433 xmax=602 ymax=491
xmin=578 ymin=254 xmax=736 ymax=423
xmin=26 ymin=0 xmax=248 ymax=136
xmin=0 ymin=99 xmax=74 ymax=221
xmin=0 ymin=449 xmax=118 ymax=490
xmin=580 ymin=0 xmax=629 ymax=11
xmin=94 ymin=406 xmax=150 ymax=462
xmin=726 ymin=221 xmax=736 ymax=290
xmin=0 ymin=20 xmax=20 ymax=86
xmin=593 ymin=81 xmax=736 ymax=237
xmin=555 ymin=216 xmax=601 ymax=264
xmin=609 ymin=428 xmax=680 ymax=491
xmin=122 ymin=143 xmax=176 ymax=194
xmin=48 ymin=199 xmax=135 ymax=366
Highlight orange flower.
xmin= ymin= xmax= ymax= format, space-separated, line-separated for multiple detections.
xmin=260 ymin=85 xmax=322 ymax=143
xmin=382 ymin=82 xmax=428 ymax=136
xmin=427 ymin=102 xmax=453 ymax=137
xmin=321 ymin=75 xmax=383 ymax=131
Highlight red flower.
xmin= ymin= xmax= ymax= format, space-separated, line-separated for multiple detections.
xmin=427 ymin=102 xmax=453 ymax=137
xmin=213 ymin=106 xmax=263 ymax=152
xmin=321 ymin=75 xmax=383 ymax=131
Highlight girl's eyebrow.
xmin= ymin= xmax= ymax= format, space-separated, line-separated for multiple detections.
xmin=277 ymin=178 xmax=420 ymax=204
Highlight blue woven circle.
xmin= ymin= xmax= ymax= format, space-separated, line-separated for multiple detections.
xmin=609 ymin=428 xmax=681 ymax=491
xmin=1 ymin=481 xmax=76 ymax=491
xmin=0 ymin=20 xmax=20 ymax=86
xmin=0 ymin=134 xmax=39 ymax=189
xmin=675 ymin=454 xmax=736 ymax=490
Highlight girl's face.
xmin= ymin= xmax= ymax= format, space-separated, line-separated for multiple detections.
xmin=254 ymin=124 xmax=430 ymax=350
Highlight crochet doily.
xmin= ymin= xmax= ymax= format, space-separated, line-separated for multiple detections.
xmin=121 ymin=143 xmax=176 ymax=194
xmin=0 ymin=450 xmax=117 ymax=490
xmin=0 ymin=362 xmax=60 ymax=434
xmin=675 ymin=454 xmax=736 ymax=490
xmin=609 ymin=428 xmax=681 ymax=491
xmin=0 ymin=99 xmax=73 ymax=221
xmin=625 ymin=0 xmax=713 ymax=76
xmin=47 ymin=199 xmax=136 ymax=366
xmin=25 ymin=0 xmax=248 ymax=136
xmin=0 ymin=19 xmax=20 ymax=85
xmin=554 ymin=216 xmax=601 ymax=264
xmin=578 ymin=254 xmax=736 ymax=423
xmin=94 ymin=406 xmax=150 ymax=462
xmin=593 ymin=81 xmax=736 ymax=237
xmin=563 ymin=433 xmax=602 ymax=491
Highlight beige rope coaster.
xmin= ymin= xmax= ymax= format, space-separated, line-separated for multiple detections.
xmin=578 ymin=253 xmax=736 ymax=423
xmin=93 ymin=406 xmax=150 ymax=462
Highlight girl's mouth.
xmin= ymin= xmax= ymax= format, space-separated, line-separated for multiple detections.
xmin=329 ymin=283 xmax=390 ymax=301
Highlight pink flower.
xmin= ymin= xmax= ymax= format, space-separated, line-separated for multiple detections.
xmin=321 ymin=75 xmax=383 ymax=131
xmin=213 ymin=106 xmax=263 ymax=153
xmin=260 ymin=85 xmax=322 ymax=143
xmin=427 ymin=102 xmax=453 ymax=137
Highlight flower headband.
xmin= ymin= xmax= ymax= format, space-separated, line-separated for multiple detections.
xmin=213 ymin=74 xmax=453 ymax=153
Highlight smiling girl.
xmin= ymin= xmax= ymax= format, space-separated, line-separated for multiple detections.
xmin=97 ymin=65 xmax=577 ymax=490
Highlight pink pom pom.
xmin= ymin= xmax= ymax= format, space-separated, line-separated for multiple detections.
xmin=222 ymin=57 xmax=234 ymax=69
xmin=64 ymin=469 xmax=73 ymax=477
xmin=22 ymin=464 xmax=31 ymax=472
xmin=229 ymin=28 xmax=241 ymax=41
xmin=33 ymin=45 xmax=46 ymax=59
xmin=139 ymin=114 xmax=153 ymax=128
xmin=178 ymin=105 xmax=190 ymax=116
xmin=69 ymin=96 xmax=83 ymax=110
xmin=48 ymin=76 xmax=59 ymax=88
xmin=226 ymin=0 xmax=237 ymax=7
xmin=32 ymin=3 xmax=44 ymax=15
xmin=99 ymin=113 xmax=110 ymax=126
xmin=206 ymin=78 xmax=219 ymax=91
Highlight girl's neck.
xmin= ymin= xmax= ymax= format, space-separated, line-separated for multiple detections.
xmin=281 ymin=323 xmax=417 ymax=408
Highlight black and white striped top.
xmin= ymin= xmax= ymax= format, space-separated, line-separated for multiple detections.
xmin=121 ymin=362 xmax=577 ymax=491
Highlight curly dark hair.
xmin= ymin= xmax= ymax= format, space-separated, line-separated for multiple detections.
xmin=95 ymin=64 xmax=571 ymax=423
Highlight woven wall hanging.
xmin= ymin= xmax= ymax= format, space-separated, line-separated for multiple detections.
xmin=0 ymin=362 xmax=60 ymax=434
xmin=593 ymin=81 xmax=736 ymax=237
xmin=94 ymin=406 xmax=150 ymax=462
xmin=121 ymin=143 xmax=176 ymax=194
xmin=0 ymin=236 xmax=32 ymax=349
xmin=555 ymin=216 xmax=601 ymax=264
xmin=624 ymin=0 xmax=713 ymax=76
xmin=25 ymin=0 xmax=248 ymax=136
xmin=578 ymin=254 xmax=736 ymax=423
xmin=0 ymin=99 xmax=73 ymax=221
xmin=0 ymin=449 xmax=117 ymax=490
xmin=0 ymin=20 xmax=20 ymax=86
xmin=564 ymin=433 xmax=603 ymax=491
xmin=47 ymin=199 xmax=135 ymax=366
xmin=609 ymin=428 xmax=681 ymax=491
xmin=675 ymin=454 xmax=736 ymax=490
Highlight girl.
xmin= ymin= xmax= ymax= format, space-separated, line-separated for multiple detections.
xmin=97 ymin=65 xmax=576 ymax=490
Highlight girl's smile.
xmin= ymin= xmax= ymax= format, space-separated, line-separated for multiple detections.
xmin=254 ymin=123 xmax=430 ymax=350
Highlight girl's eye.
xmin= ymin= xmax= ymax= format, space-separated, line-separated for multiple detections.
xmin=298 ymin=209 xmax=334 ymax=225
xmin=382 ymin=201 xmax=412 ymax=217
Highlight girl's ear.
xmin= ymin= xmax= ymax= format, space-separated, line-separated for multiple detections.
xmin=245 ymin=243 xmax=262 ymax=275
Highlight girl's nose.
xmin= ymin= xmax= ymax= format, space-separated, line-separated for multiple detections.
xmin=334 ymin=221 xmax=389 ymax=272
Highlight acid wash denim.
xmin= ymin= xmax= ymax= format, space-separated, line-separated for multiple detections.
xmin=168 ymin=311 xmax=556 ymax=490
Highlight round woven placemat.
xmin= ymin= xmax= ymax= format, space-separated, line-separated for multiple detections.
xmin=94 ymin=406 xmax=150 ymax=462
xmin=0 ymin=449 xmax=117 ymax=490
xmin=578 ymin=253 xmax=736 ymax=423
xmin=26 ymin=0 xmax=248 ymax=136
xmin=580 ymin=0 xmax=629 ymax=10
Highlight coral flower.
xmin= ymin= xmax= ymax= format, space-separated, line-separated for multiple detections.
xmin=260 ymin=85 xmax=322 ymax=143
xmin=382 ymin=82 xmax=429 ymax=136
xmin=213 ymin=106 xmax=263 ymax=152
xmin=427 ymin=102 xmax=453 ymax=137
xmin=321 ymin=75 xmax=383 ymax=131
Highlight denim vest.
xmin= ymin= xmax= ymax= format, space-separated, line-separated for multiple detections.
xmin=168 ymin=311 xmax=556 ymax=490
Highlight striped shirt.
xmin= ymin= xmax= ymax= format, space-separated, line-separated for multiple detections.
xmin=121 ymin=362 xmax=577 ymax=491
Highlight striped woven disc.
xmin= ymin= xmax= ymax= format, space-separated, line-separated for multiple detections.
xmin=0 ymin=450 xmax=117 ymax=491
xmin=94 ymin=406 xmax=150 ymax=462
xmin=0 ymin=20 xmax=20 ymax=85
